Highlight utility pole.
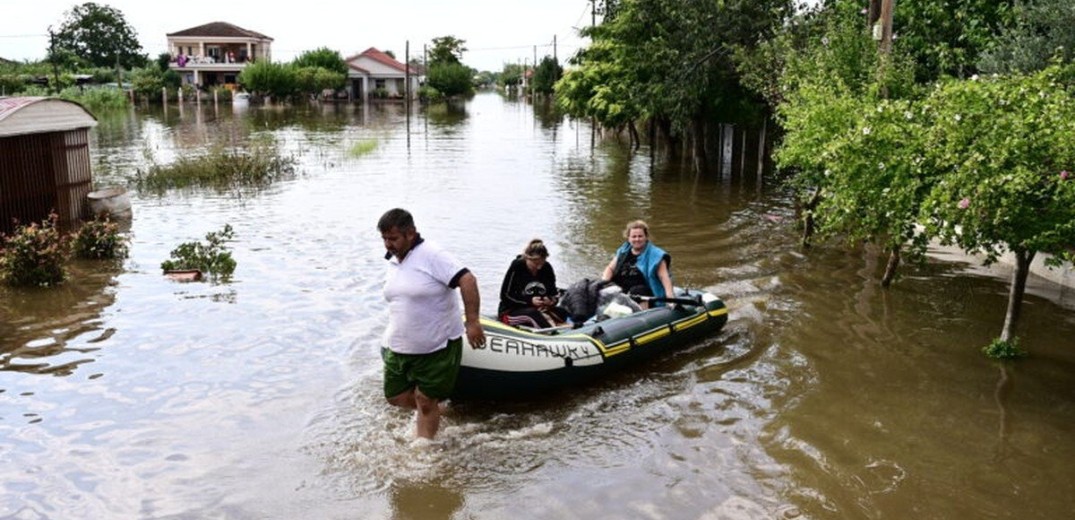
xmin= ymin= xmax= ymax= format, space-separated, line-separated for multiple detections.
xmin=878 ymin=0 xmax=894 ymax=56
xmin=590 ymin=0 xmax=597 ymax=151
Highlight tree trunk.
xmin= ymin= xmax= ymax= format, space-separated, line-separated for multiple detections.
xmin=802 ymin=188 xmax=822 ymax=248
xmin=649 ymin=118 xmax=657 ymax=163
xmin=692 ymin=115 xmax=708 ymax=174
xmin=628 ymin=120 xmax=640 ymax=151
xmin=1000 ymin=249 xmax=1035 ymax=342
xmin=880 ymin=245 xmax=900 ymax=287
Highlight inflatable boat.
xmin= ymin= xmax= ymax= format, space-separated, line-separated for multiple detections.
xmin=452 ymin=289 xmax=728 ymax=400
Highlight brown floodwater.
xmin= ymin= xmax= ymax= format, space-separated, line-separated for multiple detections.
xmin=1 ymin=93 xmax=1073 ymax=519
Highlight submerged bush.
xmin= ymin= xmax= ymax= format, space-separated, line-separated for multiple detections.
xmin=160 ymin=224 xmax=237 ymax=281
xmin=72 ymin=215 xmax=129 ymax=260
xmin=0 ymin=213 xmax=69 ymax=287
xmin=349 ymin=139 xmax=378 ymax=157
xmin=983 ymin=337 xmax=1027 ymax=360
xmin=134 ymin=142 xmax=296 ymax=192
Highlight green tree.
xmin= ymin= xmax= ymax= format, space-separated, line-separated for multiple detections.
xmin=499 ymin=63 xmax=525 ymax=88
xmin=51 ymin=2 xmax=146 ymax=69
xmin=238 ymin=60 xmax=297 ymax=99
xmin=920 ymin=66 xmax=1075 ymax=349
xmin=977 ymin=0 xmax=1075 ymax=74
xmin=894 ymin=0 xmax=1015 ymax=82
xmin=772 ymin=1 xmax=916 ymax=257
xmin=531 ymin=56 xmax=562 ymax=95
xmin=428 ymin=36 xmax=467 ymax=66
xmin=293 ymin=66 xmax=345 ymax=97
xmin=425 ymin=62 xmax=474 ymax=97
xmin=292 ymin=47 xmax=349 ymax=75
xmin=555 ymin=0 xmax=791 ymax=155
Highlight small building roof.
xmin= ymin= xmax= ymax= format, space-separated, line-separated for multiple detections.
xmin=167 ymin=21 xmax=273 ymax=41
xmin=346 ymin=47 xmax=418 ymax=75
xmin=0 ymin=97 xmax=98 ymax=138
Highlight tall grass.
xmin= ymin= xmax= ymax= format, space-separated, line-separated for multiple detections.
xmin=134 ymin=142 xmax=297 ymax=193
xmin=349 ymin=139 xmax=378 ymax=157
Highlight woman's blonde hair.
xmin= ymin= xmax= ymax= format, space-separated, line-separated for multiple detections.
xmin=523 ymin=238 xmax=548 ymax=259
xmin=623 ymin=220 xmax=651 ymax=239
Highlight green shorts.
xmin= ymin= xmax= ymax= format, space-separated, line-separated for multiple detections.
xmin=382 ymin=337 xmax=463 ymax=400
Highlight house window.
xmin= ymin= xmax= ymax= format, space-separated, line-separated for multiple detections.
xmin=207 ymin=46 xmax=221 ymax=61
xmin=375 ymin=79 xmax=386 ymax=90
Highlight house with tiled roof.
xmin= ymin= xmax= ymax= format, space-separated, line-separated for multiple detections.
xmin=166 ymin=22 xmax=273 ymax=89
xmin=345 ymin=48 xmax=421 ymax=101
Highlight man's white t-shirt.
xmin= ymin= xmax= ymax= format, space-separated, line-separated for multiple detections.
xmin=382 ymin=239 xmax=467 ymax=355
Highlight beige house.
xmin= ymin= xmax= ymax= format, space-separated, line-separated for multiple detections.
xmin=167 ymin=22 xmax=273 ymax=89
xmin=345 ymin=48 xmax=421 ymax=101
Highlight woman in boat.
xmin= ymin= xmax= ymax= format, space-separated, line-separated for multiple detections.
xmin=602 ymin=220 xmax=674 ymax=307
xmin=498 ymin=239 xmax=567 ymax=328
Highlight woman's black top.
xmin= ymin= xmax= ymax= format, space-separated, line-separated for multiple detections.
xmin=498 ymin=255 xmax=558 ymax=315
xmin=611 ymin=251 xmax=648 ymax=295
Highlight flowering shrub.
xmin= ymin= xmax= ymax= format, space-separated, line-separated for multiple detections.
xmin=72 ymin=215 xmax=129 ymax=260
xmin=0 ymin=213 xmax=69 ymax=287
xmin=160 ymin=224 xmax=237 ymax=281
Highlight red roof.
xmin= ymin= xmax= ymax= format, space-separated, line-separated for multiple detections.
xmin=346 ymin=47 xmax=418 ymax=75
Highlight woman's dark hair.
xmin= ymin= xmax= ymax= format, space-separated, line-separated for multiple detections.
xmin=523 ymin=238 xmax=548 ymax=259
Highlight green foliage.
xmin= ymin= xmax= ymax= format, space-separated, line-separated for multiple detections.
xmin=291 ymin=47 xmax=348 ymax=75
xmin=812 ymin=97 xmax=933 ymax=260
xmin=134 ymin=141 xmax=297 ymax=192
xmin=349 ymin=139 xmax=378 ymax=157
xmin=160 ymin=225 xmax=237 ymax=281
xmin=894 ymin=0 xmax=1015 ymax=82
xmin=238 ymin=60 xmax=297 ymax=99
xmin=531 ymin=56 xmax=562 ymax=95
xmin=556 ymin=0 xmax=792 ymax=134
xmin=55 ymin=85 xmax=129 ymax=111
xmin=156 ymin=52 xmax=172 ymax=72
xmin=426 ymin=62 xmax=474 ymax=97
xmin=293 ymin=66 xmax=346 ymax=96
xmin=128 ymin=66 xmax=168 ymax=100
xmin=978 ymin=0 xmax=1075 ymax=74
xmin=428 ymin=36 xmax=467 ymax=66
xmin=555 ymin=38 xmax=639 ymax=128
xmin=982 ymin=337 xmax=1027 ymax=360
xmin=0 ymin=213 xmax=69 ymax=287
xmin=920 ymin=66 xmax=1075 ymax=266
xmin=0 ymin=75 xmax=25 ymax=95
xmin=499 ymin=63 xmax=524 ymax=87
xmin=72 ymin=215 xmax=128 ymax=260
xmin=51 ymin=2 xmax=147 ymax=69
xmin=417 ymin=84 xmax=442 ymax=102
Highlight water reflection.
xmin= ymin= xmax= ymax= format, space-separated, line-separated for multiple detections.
xmin=1 ymin=92 xmax=1073 ymax=519
xmin=0 ymin=259 xmax=120 ymax=377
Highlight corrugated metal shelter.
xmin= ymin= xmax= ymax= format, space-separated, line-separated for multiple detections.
xmin=0 ymin=97 xmax=98 ymax=235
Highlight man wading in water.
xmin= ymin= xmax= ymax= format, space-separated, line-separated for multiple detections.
xmin=378 ymin=208 xmax=485 ymax=439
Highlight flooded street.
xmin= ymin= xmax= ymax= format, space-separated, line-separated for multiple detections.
xmin=2 ymin=92 xmax=1074 ymax=519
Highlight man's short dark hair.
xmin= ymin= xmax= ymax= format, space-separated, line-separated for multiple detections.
xmin=378 ymin=208 xmax=415 ymax=233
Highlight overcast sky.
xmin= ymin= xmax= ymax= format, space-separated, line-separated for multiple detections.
xmin=0 ymin=1 xmax=595 ymax=71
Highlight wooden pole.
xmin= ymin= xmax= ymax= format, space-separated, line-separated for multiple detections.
xmin=879 ymin=0 xmax=894 ymax=56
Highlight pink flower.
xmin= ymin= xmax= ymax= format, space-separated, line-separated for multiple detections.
xmin=958 ymin=198 xmax=970 ymax=209
xmin=1062 ymin=170 xmax=1070 ymax=181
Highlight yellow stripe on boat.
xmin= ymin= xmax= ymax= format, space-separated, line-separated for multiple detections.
xmin=708 ymin=307 xmax=728 ymax=318
xmin=673 ymin=314 xmax=708 ymax=331
xmin=635 ymin=327 xmax=672 ymax=345
xmin=603 ymin=340 xmax=631 ymax=356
